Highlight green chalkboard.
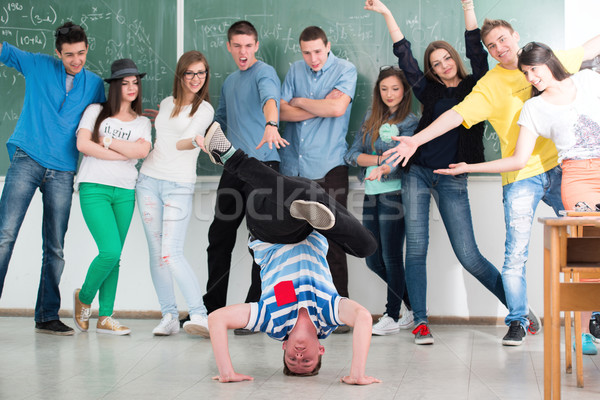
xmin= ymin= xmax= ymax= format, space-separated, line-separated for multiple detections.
xmin=1 ymin=0 xmax=567 ymax=176
xmin=184 ymin=0 xmax=565 ymax=175
xmin=0 ymin=0 xmax=176 ymax=175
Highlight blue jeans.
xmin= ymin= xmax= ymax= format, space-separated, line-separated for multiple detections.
xmin=362 ymin=191 xmax=408 ymax=319
xmin=502 ymin=166 xmax=563 ymax=327
xmin=0 ymin=148 xmax=74 ymax=322
xmin=402 ymin=165 xmax=506 ymax=326
xmin=136 ymin=174 xmax=208 ymax=318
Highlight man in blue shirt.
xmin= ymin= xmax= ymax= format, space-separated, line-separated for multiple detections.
xmin=280 ymin=26 xmax=357 ymax=327
xmin=0 ymin=22 xmax=105 ymax=335
xmin=203 ymin=20 xmax=288 ymax=323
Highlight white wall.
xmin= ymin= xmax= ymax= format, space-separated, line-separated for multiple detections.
xmin=0 ymin=175 xmax=555 ymax=319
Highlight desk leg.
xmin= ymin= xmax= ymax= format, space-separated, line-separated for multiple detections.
xmin=551 ymin=227 xmax=563 ymax=399
xmin=544 ymin=243 xmax=552 ymax=399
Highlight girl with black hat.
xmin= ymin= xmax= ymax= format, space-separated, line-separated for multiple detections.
xmin=73 ymin=58 xmax=152 ymax=335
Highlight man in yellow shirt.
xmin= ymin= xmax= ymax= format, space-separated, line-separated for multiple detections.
xmin=384 ymin=16 xmax=600 ymax=346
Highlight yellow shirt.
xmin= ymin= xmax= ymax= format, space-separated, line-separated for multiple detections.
xmin=453 ymin=47 xmax=585 ymax=185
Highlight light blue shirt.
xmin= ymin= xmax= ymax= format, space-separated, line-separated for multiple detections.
xmin=245 ymin=232 xmax=343 ymax=341
xmin=280 ymin=53 xmax=357 ymax=179
xmin=216 ymin=60 xmax=281 ymax=162
xmin=0 ymin=42 xmax=106 ymax=171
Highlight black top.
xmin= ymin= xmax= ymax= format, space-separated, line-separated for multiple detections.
xmin=393 ymin=28 xmax=488 ymax=170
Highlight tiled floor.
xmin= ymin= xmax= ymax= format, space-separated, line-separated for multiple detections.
xmin=1 ymin=317 xmax=599 ymax=399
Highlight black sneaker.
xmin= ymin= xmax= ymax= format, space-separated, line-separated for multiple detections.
xmin=179 ymin=314 xmax=190 ymax=328
xmin=204 ymin=122 xmax=231 ymax=165
xmin=412 ymin=323 xmax=434 ymax=345
xmin=35 ymin=320 xmax=75 ymax=336
xmin=590 ymin=313 xmax=600 ymax=343
xmin=527 ymin=307 xmax=542 ymax=335
xmin=502 ymin=320 xmax=526 ymax=346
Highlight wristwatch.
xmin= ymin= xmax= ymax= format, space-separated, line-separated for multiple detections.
xmin=265 ymin=120 xmax=278 ymax=128
xmin=191 ymin=136 xmax=200 ymax=148
xmin=103 ymin=135 xmax=112 ymax=149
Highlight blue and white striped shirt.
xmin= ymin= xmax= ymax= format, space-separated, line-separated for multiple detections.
xmin=245 ymin=232 xmax=343 ymax=341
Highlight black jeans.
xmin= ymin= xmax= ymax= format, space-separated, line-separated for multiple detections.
xmin=203 ymin=157 xmax=279 ymax=314
xmin=315 ymin=166 xmax=350 ymax=297
xmin=224 ymin=150 xmax=376 ymax=258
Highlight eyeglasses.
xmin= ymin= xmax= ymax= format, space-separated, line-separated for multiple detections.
xmin=183 ymin=71 xmax=207 ymax=80
xmin=518 ymin=41 xmax=552 ymax=57
xmin=54 ymin=25 xmax=83 ymax=38
xmin=380 ymin=65 xmax=401 ymax=72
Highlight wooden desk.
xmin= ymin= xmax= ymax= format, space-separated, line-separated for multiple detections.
xmin=539 ymin=216 xmax=600 ymax=399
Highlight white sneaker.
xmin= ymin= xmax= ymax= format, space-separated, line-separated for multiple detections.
xmin=183 ymin=314 xmax=210 ymax=338
xmin=372 ymin=314 xmax=400 ymax=336
xmin=398 ymin=303 xmax=415 ymax=330
xmin=152 ymin=313 xmax=180 ymax=336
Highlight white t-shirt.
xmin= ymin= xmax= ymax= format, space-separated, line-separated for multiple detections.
xmin=140 ymin=96 xmax=214 ymax=183
xmin=75 ymin=104 xmax=152 ymax=189
xmin=518 ymin=69 xmax=600 ymax=162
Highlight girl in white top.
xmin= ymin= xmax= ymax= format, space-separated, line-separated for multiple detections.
xmin=73 ymin=59 xmax=152 ymax=335
xmin=435 ymin=42 xmax=600 ymax=353
xmin=136 ymin=51 xmax=214 ymax=336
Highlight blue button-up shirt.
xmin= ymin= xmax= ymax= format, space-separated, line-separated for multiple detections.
xmin=280 ymin=53 xmax=357 ymax=180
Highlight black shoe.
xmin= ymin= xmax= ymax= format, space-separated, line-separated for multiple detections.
xmin=234 ymin=328 xmax=258 ymax=336
xmin=590 ymin=313 xmax=600 ymax=343
xmin=35 ymin=320 xmax=75 ymax=336
xmin=179 ymin=314 xmax=190 ymax=329
xmin=502 ymin=320 xmax=526 ymax=346
xmin=332 ymin=325 xmax=351 ymax=334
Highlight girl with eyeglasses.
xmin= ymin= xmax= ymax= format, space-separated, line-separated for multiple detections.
xmin=366 ymin=0 xmax=508 ymax=345
xmin=136 ymin=51 xmax=214 ymax=337
xmin=73 ymin=59 xmax=152 ymax=335
xmin=435 ymin=42 xmax=600 ymax=354
xmin=344 ymin=66 xmax=418 ymax=337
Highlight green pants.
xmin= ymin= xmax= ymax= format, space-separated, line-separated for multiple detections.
xmin=79 ymin=183 xmax=135 ymax=316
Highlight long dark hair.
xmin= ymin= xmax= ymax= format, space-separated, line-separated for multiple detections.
xmin=172 ymin=51 xmax=211 ymax=118
xmin=423 ymin=41 xmax=468 ymax=85
xmin=91 ymin=77 xmax=143 ymax=143
xmin=518 ymin=42 xmax=571 ymax=97
xmin=361 ymin=67 xmax=412 ymax=151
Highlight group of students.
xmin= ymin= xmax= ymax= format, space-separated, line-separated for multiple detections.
xmin=1 ymin=0 xmax=600 ymax=385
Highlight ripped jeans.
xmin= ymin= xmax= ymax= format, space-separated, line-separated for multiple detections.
xmin=502 ymin=165 xmax=563 ymax=327
xmin=136 ymin=174 xmax=207 ymax=318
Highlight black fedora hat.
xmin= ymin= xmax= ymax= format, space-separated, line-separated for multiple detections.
xmin=104 ymin=58 xmax=146 ymax=82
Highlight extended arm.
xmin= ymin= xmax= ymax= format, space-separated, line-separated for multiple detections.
xmin=338 ymin=298 xmax=381 ymax=385
xmin=76 ymin=128 xmax=128 ymax=161
xmin=208 ymin=303 xmax=254 ymax=383
xmin=256 ymin=98 xmax=289 ymax=150
xmin=582 ymin=34 xmax=600 ymax=61
xmin=434 ymin=125 xmax=538 ymax=175
xmin=383 ymin=109 xmax=464 ymax=166
xmin=462 ymin=0 xmax=478 ymax=30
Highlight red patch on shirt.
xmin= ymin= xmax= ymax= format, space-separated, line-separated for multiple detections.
xmin=274 ymin=280 xmax=297 ymax=306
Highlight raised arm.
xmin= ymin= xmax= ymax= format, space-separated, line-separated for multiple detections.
xmin=338 ymin=298 xmax=381 ymax=385
xmin=208 ymin=303 xmax=254 ymax=383
xmin=462 ymin=0 xmax=478 ymax=31
xmin=434 ymin=125 xmax=538 ymax=175
xmin=76 ymin=128 xmax=128 ymax=161
xmin=364 ymin=0 xmax=404 ymax=42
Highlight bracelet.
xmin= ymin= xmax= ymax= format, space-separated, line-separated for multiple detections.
xmin=461 ymin=0 xmax=474 ymax=10
xmin=377 ymin=155 xmax=381 ymax=166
